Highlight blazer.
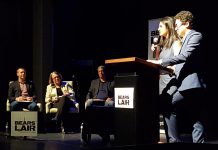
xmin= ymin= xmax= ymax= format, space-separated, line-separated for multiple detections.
xmin=8 ymin=80 xmax=37 ymax=103
xmin=45 ymin=81 xmax=75 ymax=103
xmin=86 ymin=78 xmax=114 ymax=100
xmin=161 ymin=30 xmax=206 ymax=91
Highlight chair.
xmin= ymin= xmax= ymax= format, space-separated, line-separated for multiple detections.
xmin=45 ymin=81 xmax=80 ymax=133
xmin=6 ymin=81 xmax=43 ymax=135
xmin=6 ymin=99 xmax=42 ymax=112
xmin=80 ymin=105 xmax=115 ymax=145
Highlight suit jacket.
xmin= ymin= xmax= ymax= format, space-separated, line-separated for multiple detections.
xmin=86 ymin=78 xmax=114 ymax=100
xmin=8 ymin=80 xmax=37 ymax=103
xmin=45 ymin=81 xmax=75 ymax=103
xmin=161 ymin=30 xmax=206 ymax=91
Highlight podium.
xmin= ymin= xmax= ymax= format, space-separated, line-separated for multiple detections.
xmin=105 ymin=57 xmax=160 ymax=146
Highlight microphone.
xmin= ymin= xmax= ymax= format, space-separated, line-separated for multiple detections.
xmin=152 ymin=36 xmax=160 ymax=60
xmin=151 ymin=36 xmax=160 ymax=51
xmin=153 ymin=36 xmax=160 ymax=45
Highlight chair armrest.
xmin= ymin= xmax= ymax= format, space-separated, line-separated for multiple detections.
xmin=37 ymin=103 xmax=42 ymax=112
xmin=6 ymin=99 xmax=42 ymax=112
xmin=6 ymin=99 xmax=10 ymax=112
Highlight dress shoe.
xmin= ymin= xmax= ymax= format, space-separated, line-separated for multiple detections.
xmin=51 ymin=117 xmax=58 ymax=121
xmin=101 ymin=134 xmax=110 ymax=146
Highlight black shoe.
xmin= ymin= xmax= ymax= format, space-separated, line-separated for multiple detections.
xmin=102 ymin=139 xmax=110 ymax=147
xmin=81 ymin=132 xmax=90 ymax=146
xmin=51 ymin=118 xmax=58 ymax=121
xmin=101 ymin=134 xmax=110 ymax=145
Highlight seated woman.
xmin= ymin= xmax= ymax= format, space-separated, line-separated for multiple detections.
xmin=45 ymin=71 xmax=79 ymax=121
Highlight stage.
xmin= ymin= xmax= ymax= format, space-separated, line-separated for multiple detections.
xmin=0 ymin=131 xmax=218 ymax=150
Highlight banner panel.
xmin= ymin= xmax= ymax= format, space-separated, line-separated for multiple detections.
xmin=148 ymin=18 xmax=160 ymax=60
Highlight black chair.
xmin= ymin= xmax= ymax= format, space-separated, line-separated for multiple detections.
xmin=80 ymin=105 xmax=115 ymax=145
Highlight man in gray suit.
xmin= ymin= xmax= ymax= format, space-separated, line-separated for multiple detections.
xmin=149 ymin=11 xmax=207 ymax=143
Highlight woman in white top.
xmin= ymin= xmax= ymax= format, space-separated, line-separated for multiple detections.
xmin=45 ymin=71 xmax=79 ymax=121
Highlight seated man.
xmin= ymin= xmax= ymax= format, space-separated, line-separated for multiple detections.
xmin=8 ymin=67 xmax=38 ymax=111
xmin=84 ymin=65 xmax=114 ymax=144
xmin=85 ymin=65 xmax=114 ymax=109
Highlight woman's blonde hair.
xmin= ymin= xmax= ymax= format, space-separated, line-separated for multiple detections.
xmin=48 ymin=71 xmax=63 ymax=85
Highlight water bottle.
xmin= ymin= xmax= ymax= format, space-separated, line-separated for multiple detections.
xmin=80 ymin=123 xmax=83 ymax=131
xmin=5 ymin=122 xmax=8 ymax=134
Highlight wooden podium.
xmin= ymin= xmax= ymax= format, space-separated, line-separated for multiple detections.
xmin=105 ymin=57 xmax=160 ymax=145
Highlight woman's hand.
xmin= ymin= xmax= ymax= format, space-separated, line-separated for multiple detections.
xmin=63 ymin=90 xmax=70 ymax=96
xmin=52 ymin=97 xmax=59 ymax=103
xmin=146 ymin=59 xmax=162 ymax=65
xmin=151 ymin=44 xmax=157 ymax=51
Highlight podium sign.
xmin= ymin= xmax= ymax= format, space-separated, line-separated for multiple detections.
xmin=115 ymin=87 xmax=134 ymax=109
xmin=11 ymin=111 xmax=38 ymax=136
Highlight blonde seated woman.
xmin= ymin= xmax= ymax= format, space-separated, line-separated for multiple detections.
xmin=45 ymin=71 xmax=79 ymax=122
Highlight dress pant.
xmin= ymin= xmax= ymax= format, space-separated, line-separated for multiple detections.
xmin=165 ymin=89 xmax=206 ymax=143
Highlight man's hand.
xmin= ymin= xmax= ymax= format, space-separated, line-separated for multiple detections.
xmin=16 ymin=96 xmax=32 ymax=102
xmin=106 ymin=97 xmax=114 ymax=102
xmin=16 ymin=96 xmax=25 ymax=102
xmin=166 ymin=65 xmax=175 ymax=75
xmin=146 ymin=59 xmax=162 ymax=65
xmin=26 ymin=97 xmax=33 ymax=101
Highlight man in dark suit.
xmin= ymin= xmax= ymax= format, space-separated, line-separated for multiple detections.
xmin=82 ymin=65 xmax=114 ymax=145
xmin=148 ymin=11 xmax=207 ymax=143
xmin=85 ymin=65 xmax=114 ymax=109
xmin=8 ymin=67 xmax=38 ymax=111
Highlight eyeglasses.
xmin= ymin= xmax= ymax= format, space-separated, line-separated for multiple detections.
xmin=52 ymin=76 xmax=60 ymax=79
xmin=175 ymin=22 xmax=185 ymax=31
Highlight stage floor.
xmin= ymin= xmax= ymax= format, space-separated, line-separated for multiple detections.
xmin=0 ymin=131 xmax=218 ymax=150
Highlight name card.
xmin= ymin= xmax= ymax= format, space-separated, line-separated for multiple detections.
xmin=115 ymin=87 xmax=134 ymax=109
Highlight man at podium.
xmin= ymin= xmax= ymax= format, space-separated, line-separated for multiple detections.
xmin=147 ymin=11 xmax=207 ymax=143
